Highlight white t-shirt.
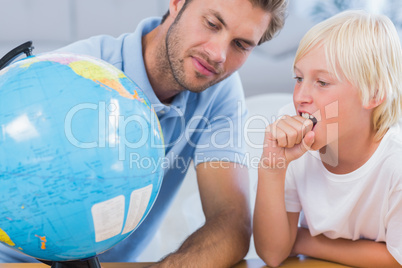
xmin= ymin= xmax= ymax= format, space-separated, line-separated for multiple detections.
xmin=285 ymin=120 xmax=402 ymax=265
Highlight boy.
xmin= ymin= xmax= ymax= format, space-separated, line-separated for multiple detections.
xmin=254 ymin=10 xmax=402 ymax=267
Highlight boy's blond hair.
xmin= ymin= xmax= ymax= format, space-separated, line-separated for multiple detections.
xmin=294 ymin=10 xmax=402 ymax=140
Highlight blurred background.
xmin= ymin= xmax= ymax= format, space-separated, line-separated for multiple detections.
xmin=1 ymin=0 xmax=402 ymax=262
xmin=1 ymin=0 xmax=401 ymax=98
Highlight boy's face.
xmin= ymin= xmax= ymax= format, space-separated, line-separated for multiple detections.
xmin=166 ymin=0 xmax=271 ymax=93
xmin=292 ymin=45 xmax=372 ymax=151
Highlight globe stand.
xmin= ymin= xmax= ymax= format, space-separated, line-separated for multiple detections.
xmin=38 ymin=256 xmax=101 ymax=268
xmin=0 ymin=41 xmax=34 ymax=70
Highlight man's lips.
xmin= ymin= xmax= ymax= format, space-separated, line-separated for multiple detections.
xmin=191 ymin=56 xmax=218 ymax=76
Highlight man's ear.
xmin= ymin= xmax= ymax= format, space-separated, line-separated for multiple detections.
xmin=169 ymin=0 xmax=186 ymax=20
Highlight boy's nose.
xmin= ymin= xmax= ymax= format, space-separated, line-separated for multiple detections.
xmin=294 ymin=83 xmax=313 ymax=105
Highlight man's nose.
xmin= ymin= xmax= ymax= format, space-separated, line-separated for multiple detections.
xmin=205 ymin=35 xmax=228 ymax=63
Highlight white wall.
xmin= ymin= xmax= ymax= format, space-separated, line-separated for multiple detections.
xmin=0 ymin=0 xmax=301 ymax=97
xmin=2 ymin=1 xmax=401 ymax=97
xmin=0 ymin=0 xmax=168 ymax=54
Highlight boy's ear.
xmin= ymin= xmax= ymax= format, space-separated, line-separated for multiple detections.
xmin=364 ymin=95 xmax=385 ymax=109
xmin=169 ymin=0 xmax=186 ymax=20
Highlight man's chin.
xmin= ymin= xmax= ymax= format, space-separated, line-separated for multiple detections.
xmin=185 ymin=76 xmax=228 ymax=93
xmin=186 ymin=86 xmax=210 ymax=93
xmin=179 ymin=79 xmax=215 ymax=93
xmin=175 ymin=71 xmax=228 ymax=93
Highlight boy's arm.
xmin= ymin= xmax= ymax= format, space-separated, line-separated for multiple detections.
xmin=293 ymin=227 xmax=400 ymax=268
xmin=253 ymin=167 xmax=300 ymax=267
xmin=254 ymin=115 xmax=315 ymax=267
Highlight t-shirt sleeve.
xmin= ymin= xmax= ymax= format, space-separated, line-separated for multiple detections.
xmin=285 ymin=162 xmax=302 ymax=212
xmin=193 ymin=72 xmax=248 ymax=167
xmin=385 ymin=186 xmax=402 ymax=265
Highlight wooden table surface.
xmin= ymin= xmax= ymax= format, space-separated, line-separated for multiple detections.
xmin=0 ymin=257 xmax=351 ymax=267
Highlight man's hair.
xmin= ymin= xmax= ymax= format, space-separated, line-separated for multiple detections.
xmin=249 ymin=0 xmax=288 ymax=44
xmin=160 ymin=0 xmax=288 ymax=45
xmin=294 ymin=10 xmax=402 ymax=141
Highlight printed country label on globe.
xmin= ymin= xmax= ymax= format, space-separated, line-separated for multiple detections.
xmin=0 ymin=52 xmax=165 ymax=261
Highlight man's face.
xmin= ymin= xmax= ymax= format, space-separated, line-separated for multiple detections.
xmin=166 ymin=0 xmax=271 ymax=93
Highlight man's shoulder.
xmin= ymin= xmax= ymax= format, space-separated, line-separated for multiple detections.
xmin=58 ymin=17 xmax=159 ymax=52
xmin=56 ymin=17 xmax=160 ymax=64
xmin=55 ymin=34 xmax=130 ymax=66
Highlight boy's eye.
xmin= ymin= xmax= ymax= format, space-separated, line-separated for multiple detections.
xmin=318 ymin=81 xmax=328 ymax=86
xmin=294 ymin=76 xmax=303 ymax=83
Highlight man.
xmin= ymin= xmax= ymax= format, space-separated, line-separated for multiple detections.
xmin=0 ymin=0 xmax=287 ymax=266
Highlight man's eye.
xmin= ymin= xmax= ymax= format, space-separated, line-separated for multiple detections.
xmin=207 ymin=21 xmax=217 ymax=29
xmin=234 ymin=40 xmax=246 ymax=50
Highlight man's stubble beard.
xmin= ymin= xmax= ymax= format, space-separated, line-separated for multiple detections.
xmin=161 ymin=17 xmax=229 ymax=94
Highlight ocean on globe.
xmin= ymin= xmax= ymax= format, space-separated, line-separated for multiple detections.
xmin=0 ymin=52 xmax=165 ymax=261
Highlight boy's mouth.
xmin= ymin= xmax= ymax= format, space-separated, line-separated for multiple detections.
xmin=301 ymin=112 xmax=318 ymax=128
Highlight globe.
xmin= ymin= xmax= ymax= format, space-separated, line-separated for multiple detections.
xmin=0 ymin=52 xmax=164 ymax=261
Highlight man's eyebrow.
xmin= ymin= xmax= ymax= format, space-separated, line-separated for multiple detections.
xmin=207 ymin=9 xmax=257 ymax=47
xmin=208 ymin=9 xmax=226 ymax=27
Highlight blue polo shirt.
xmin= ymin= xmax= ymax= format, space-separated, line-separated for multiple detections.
xmin=0 ymin=17 xmax=248 ymax=262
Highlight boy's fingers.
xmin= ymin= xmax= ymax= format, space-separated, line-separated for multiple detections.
xmin=282 ymin=116 xmax=306 ymax=145
xmin=294 ymin=116 xmax=314 ymax=133
xmin=275 ymin=128 xmax=288 ymax=147
xmin=300 ymin=131 xmax=315 ymax=153
xmin=275 ymin=116 xmax=311 ymax=147
xmin=268 ymin=115 xmax=315 ymax=150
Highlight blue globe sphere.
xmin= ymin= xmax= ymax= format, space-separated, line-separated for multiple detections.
xmin=0 ymin=53 xmax=164 ymax=261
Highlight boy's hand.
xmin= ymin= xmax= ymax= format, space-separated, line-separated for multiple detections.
xmin=260 ymin=115 xmax=315 ymax=169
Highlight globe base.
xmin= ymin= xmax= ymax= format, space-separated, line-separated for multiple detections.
xmin=38 ymin=256 xmax=101 ymax=268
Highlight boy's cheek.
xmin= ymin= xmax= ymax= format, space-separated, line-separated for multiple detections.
xmin=324 ymin=101 xmax=339 ymax=120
